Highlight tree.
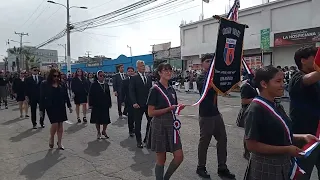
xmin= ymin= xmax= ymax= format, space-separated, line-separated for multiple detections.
xmin=8 ymin=46 xmax=22 ymax=73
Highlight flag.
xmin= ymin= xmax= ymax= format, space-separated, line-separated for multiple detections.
xmin=227 ymin=0 xmax=240 ymax=21
xmin=314 ymin=47 xmax=320 ymax=72
xmin=203 ymin=0 xmax=210 ymax=3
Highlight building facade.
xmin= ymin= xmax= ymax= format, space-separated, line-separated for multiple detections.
xmin=180 ymin=0 xmax=320 ymax=70
xmin=7 ymin=46 xmax=58 ymax=71
xmin=153 ymin=46 xmax=183 ymax=70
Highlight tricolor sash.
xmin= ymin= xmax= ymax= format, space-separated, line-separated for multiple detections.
xmin=153 ymin=84 xmax=181 ymax=144
xmin=252 ymin=97 xmax=305 ymax=180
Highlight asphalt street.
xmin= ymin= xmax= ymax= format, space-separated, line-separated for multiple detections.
xmin=0 ymin=91 xmax=317 ymax=180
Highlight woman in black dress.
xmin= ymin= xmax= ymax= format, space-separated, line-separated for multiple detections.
xmin=146 ymin=63 xmax=185 ymax=180
xmin=71 ymin=68 xmax=89 ymax=123
xmin=89 ymin=70 xmax=112 ymax=139
xmin=12 ymin=71 xmax=29 ymax=118
xmin=40 ymin=69 xmax=72 ymax=150
xmin=243 ymin=66 xmax=318 ymax=180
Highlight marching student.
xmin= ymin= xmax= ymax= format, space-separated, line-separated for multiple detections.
xmin=129 ymin=60 xmax=152 ymax=148
xmin=71 ymin=68 xmax=89 ymax=123
xmin=89 ymin=70 xmax=112 ymax=139
xmin=243 ymin=65 xmax=317 ymax=180
xmin=122 ymin=67 xmax=135 ymax=137
xmin=0 ymin=71 xmax=8 ymax=109
xmin=39 ymin=69 xmax=72 ymax=150
xmin=237 ymin=73 xmax=258 ymax=160
xmin=289 ymin=46 xmax=320 ymax=180
xmin=12 ymin=71 xmax=29 ymax=118
xmin=146 ymin=63 xmax=185 ymax=180
xmin=196 ymin=54 xmax=235 ymax=179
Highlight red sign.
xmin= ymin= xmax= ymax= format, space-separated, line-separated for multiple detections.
xmin=274 ymin=27 xmax=320 ymax=47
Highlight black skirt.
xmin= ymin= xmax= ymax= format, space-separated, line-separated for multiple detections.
xmin=90 ymin=107 xmax=111 ymax=125
xmin=46 ymin=106 xmax=68 ymax=124
xmin=74 ymin=93 xmax=87 ymax=104
xmin=16 ymin=93 xmax=25 ymax=102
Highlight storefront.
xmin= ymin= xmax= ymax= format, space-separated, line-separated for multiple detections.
xmin=273 ymin=27 xmax=320 ymax=67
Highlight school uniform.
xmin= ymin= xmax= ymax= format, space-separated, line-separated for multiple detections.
xmin=289 ymin=71 xmax=320 ymax=180
xmin=146 ymin=82 xmax=182 ymax=153
xmin=243 ymin=96 xmax=293 ymax=180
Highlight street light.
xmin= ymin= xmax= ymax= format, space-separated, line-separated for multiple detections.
xmin=47 ymin=0 xmax=87 ymax=74
xmin=10 ymin=40 xmax=30 ymax=44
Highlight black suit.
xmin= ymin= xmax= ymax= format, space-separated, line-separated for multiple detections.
xmin=25 ymin=75 xmax=45 ymax=126
xmin=122 ymin=76 xmax=134 ymax=133
xmin=129 ymin=73 xmax=152 ymax=143
xmin=113 ymin=73 xmax=127 ymax=116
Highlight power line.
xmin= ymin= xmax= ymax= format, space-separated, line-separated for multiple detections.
xmin=26 ymin=4 xmax=51 ymax=30
xmin=19 ymin=0 xmax=46 ymax=29
xmin=89 ymin=0 xmax=116 ymax=10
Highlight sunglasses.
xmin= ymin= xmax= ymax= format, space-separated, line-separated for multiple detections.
xmin=53 ymin=74 xmax=60 ymax=78
xmin=99 ymin=75 xmax=105 ymax=77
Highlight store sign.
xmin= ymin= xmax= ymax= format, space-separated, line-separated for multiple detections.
xmin=86 ymin=62 xmax=102 ymax=67
xmin=243 ymin=56 xmax=262 ymax=70
xmin=260 ymin=28 xmax=270 ymax=51
xmin=274 ymin=27 xmax=320 ymax=47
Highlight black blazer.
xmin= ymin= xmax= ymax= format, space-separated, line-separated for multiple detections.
xmin=39 ymin=81 xmax=71 ymax=112
xmin=122 ymin=77 xmax=132 ymax=105
xmin=12 ymin=78 xmax=26 ymax=95
xmin=71 ymin=77 xmax=89 ymax=95
xmin=129 ymin=73 xmax=152 ymax=107
xmin=25 ymin=75 xmax=44 ymax=100
xmin=112 ymin=73 xmax=127 ymax=94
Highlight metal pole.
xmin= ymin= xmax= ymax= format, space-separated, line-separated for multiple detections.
xmin=66 ymin=0 xmax=71 ymax=74
xmin=64 ymin=44 xmax=67 ymax=65
xmin=19 ymin=35 xmax=23 ymax=72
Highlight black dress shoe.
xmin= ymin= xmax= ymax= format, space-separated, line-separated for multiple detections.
xmin=129 ymin=132 xmax=134 ymax=137
xmin=196 ymin=167 xmax=210 ymax=178
xmin=40 ymin=124 xmax=45 ymax=128
xmin=137 ymin=142 xmax=143 ymax=148
xmin=83 ymin=117 xmax=87 ymax=123
xmin=77 ymin=118 xmax=81 ymax=123
xmin=32 ymin=125 xmax=37 ymax=129
xmin=218 ymin=168 xmax=235 ymax=179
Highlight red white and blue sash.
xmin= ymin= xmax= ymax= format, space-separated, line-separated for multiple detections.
xmin=300 ymin=122 xmax=320 ymax=157
xmin=252 ymin=97 xmax=305 ymax=180
xmin=153 ymin=84 xmax=181 ymax=144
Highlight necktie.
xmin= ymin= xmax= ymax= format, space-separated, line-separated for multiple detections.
xmin=143 ymin=75 xmax=147 ymax=84
xmin=121 ymin=73 xmax=124 ymax=80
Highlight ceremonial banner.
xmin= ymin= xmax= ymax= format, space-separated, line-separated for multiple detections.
xmin=212 ymin=18 xmax=245 ymax=94
xmin=314 ymin=47 xmax=320 ymax=72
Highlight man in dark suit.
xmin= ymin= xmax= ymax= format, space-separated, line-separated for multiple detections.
xmin=113 ymin=64 xmax=127 ymax=118
xmin=129 ymin=60 xmax=152 ymax=148
xmin=25 ymin=66 xmax=45 ymax=129
xmin=122 ymin=66 xmax=135 ymax=137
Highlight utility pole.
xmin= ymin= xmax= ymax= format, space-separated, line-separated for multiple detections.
xmin=15 ymin=32 xmax=28 ymax=73
xmin=58 ymin=44 xmax=67 ymax=66
xmin=85 ymin=51 xmax=91 ymax=58
xmin=66 ymin=0 xmax=71 ymax=74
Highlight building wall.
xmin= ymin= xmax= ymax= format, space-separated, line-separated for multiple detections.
xmin=180 ymin=0 xmax=320 ymax=68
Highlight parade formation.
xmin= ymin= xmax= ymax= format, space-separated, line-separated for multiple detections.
xmin=1 ymin=0 xmax=320 ymax=180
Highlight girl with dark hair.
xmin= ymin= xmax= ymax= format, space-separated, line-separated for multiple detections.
xmin=71 ymin=68 xmax=89 ymax=123
xmin=89 ymin=70 xmax=112 ymax=139
xmin=40 ymin=69 xmax=72 ymax=150
xmin=12 ymin=71 xmax=29 ymax=118
xmin=243 ymin=66 xmax=318 ymax=180
xmin=146 ymin=63 xmax=185 ymax=180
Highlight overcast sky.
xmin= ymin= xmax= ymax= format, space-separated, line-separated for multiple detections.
xmin=0 ymin=0 xmax=271 ymax=62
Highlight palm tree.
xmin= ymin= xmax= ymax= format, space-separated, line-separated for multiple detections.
xmin=8 ymin=46 xmax=22 ymax=73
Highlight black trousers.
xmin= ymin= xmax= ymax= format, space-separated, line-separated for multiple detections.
xmin=126 ymin=104 xmax=134 ymax=133
xmin=116 ymin=95 xmax=123 ymax=116
xmin=133 ymin=106 xmax=151 ymax=143
xmin=198 ymin=114 xmax=228 ymax=170
xmin=30 ymin=98 xmax=45 ymax=126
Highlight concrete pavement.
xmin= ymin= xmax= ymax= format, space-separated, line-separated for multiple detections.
xmin=0 ymin=92 xmax=317 ymax=180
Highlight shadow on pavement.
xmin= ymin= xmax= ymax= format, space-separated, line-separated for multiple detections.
xmin=84 ymin=139 xmax=110 ymax=157
xmin=119 ymin=137 xmax=137 ymax=152
xmin=10 ymin=128 xmax=42 ymax=142
xmin=20 ymin=150 xmax=66 ymax=180
xmin=65 ymin=124 xmax=86 ymax=134
xmin=2 ymin=117 xmax=24 ymax=125
xmin=11 ymin=107 xmax=20 ymax=111
xmin=111 ymin=117 xmax=127 ymax=127
xmin=130 ymin=149 xmax=155 ymax=177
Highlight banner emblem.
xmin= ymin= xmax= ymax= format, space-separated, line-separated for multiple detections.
xmin=224 ymin=38 xmax=237 ymax=66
